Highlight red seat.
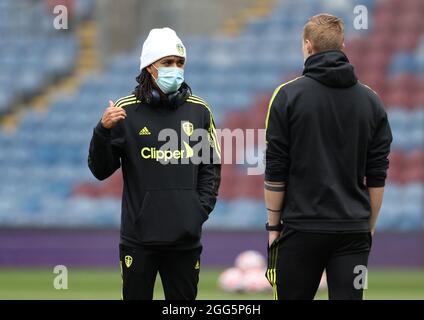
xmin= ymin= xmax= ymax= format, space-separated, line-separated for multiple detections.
xmin=236 ymin=174 xmax=263 ymax=199
xmin=358 ymin=52 xmax=388 ymax=76
xmin=396 ymin=12 xmax=424 ymax=33
xmin=384 ymin=75 xmax=417 ymax=108
xmin=72 ymin=183 xmax=102 ymax=198
xmin=367 ymin=34 xmax=394 ymax=59
xmin=72 ymin=170 xmax=123 ymax=198
xmin=404 ymin=167 xmax=424 ymax=182
xmin=373 ymin=12 xmax=396 ymax=36
xmin=222 ymin=111 xmax=247 ymax=130
xmin=411 ymin=90 xmax=424 ymax=107
xmin=406 ymin=150 xmax=424 ymax=168
xmin=387 ymin=166 xmax=403 ymax=183
xmin=345 ymin=38 xmax=369 ymax=59
xmin=252 ymin=94 xmax=271 ymax=119
xmin=383 ymin=89 xmax=412 ymax=108
xmin=387 ymin=75 xmax=417 ymax=93
xmin=359 ymin=73 xmax=385 ymax=96
xmin=101 ymin=172 xmax=123 ymax=198
xmin=387 ymin=150 xmax=404 ymax=183
xmin=385 ymin=0 xmax=419 ymax=13
xmin=374 ymin=2 xmax=398 ymax=18
xmin=245 ymin=111 xmax=266 ymax=130
xmin=396 ymin=0 xmax=424 ymax=12
xmin=401 ymin=151 xmax=424 ymax=182
xmin=219 ymin=164 xmax=239 ymax=199
xmin=389 ymin=150 xmax=405 ymax=168
xmin=411 ymin=80 xmax=424 ymax=107
xmin=392 ymin=33 xmax=420 ymax=52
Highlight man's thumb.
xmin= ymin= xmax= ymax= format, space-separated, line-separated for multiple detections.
xmin=109 ymin=100 xmax=114 ymax=108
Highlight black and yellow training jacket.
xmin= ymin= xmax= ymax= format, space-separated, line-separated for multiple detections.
xmin=88 ymin=89 xmax=221 ymax=249
xmin=265 ymin=50 xmax=392 ymax=232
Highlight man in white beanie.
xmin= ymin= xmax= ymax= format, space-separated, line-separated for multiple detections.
xmin=88 ymin=27 xmax=221 ymax=300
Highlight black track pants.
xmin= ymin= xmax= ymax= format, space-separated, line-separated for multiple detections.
xmin=266 ymin=225 xmax=372 ymax=300
xmin=120 ymin=244 xmax=201 ymax=300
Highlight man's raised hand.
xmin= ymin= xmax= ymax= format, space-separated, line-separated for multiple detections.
xmin=101 ymin=100 xmax=127 ymax=129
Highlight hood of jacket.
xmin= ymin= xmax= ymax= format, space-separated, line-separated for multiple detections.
xmin=303 ymin=50 xmax=358 ymax=88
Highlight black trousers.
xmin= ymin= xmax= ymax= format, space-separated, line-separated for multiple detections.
xmin=266 ymin=225 xmax=372 ymax=300
xmin=120 ymin=244 xmax=201 ymax=300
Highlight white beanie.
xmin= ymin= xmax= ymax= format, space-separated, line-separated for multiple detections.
xmin=139 ymin=27 xmax=186 ymax=71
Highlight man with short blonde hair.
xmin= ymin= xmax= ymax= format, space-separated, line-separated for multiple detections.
xmin=303 ymin=13 xmax=344 ymax=52
xmin=264 ymin=14 xmax=392 ymax=300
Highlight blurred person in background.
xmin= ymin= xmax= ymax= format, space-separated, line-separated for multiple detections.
xmin=264 ymin=14 xmax=392 ymax=300
xmin=88 ymin=27 xmax=221 ymax=300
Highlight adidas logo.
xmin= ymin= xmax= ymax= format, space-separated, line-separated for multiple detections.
xmin=139 ymin=126 xmax=151 ymax=136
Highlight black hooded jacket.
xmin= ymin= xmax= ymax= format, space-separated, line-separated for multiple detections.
xmin=88 ymin=90 xmax=221 ymax=249
xmin=265 ymin=50 xmax=392 ymax=232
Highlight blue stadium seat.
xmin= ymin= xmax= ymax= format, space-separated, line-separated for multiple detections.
xmin=389 ymin=53 xmax=418 ymax=76
xmin=0 ymin=3 xmax=79 ymax=114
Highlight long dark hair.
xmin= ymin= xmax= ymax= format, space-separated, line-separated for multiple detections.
xmin=133 ymin=68 xmax=154 ymax=103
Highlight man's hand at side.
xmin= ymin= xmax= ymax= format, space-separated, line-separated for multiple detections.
xmin=269 ymin=231 xmax=280 ymax=248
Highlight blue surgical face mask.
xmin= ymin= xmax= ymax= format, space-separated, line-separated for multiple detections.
xmin=152 ymin=65 xmax=184 ymax=94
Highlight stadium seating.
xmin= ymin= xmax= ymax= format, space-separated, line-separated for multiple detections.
xmin=0 ymin=0 xmax=422 ymax=231
xmin=0 ymin=0 xmax=81 ymax=115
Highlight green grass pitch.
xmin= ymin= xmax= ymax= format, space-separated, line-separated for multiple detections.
xmin=0 ymin=268 xmax=423 ymax=300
